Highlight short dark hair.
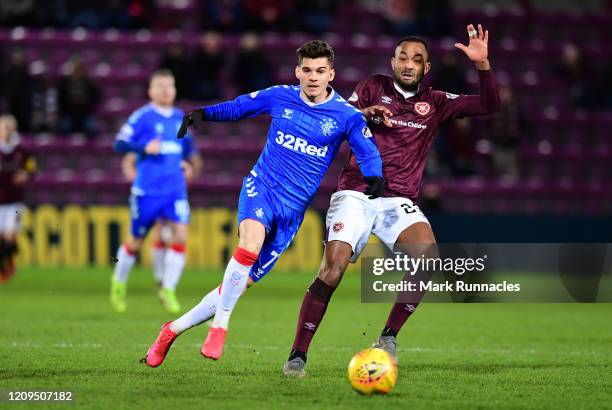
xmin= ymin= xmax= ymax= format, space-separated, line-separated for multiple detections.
xmin=149 ymin=69 xmax=174 ymax=85
xmin=296 ymin=40 xmax=334 ymax=66
xmin=394 ymin=36 xmax=429 ymax=57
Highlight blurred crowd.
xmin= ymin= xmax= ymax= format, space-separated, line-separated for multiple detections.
xmin=159 ymin=32 xmax=274 ymax=101
xmin=0 ymin=50 xmax=101 ymax=135
xmin=0 ymin=0 xmax=155 ymax=30
xmin=0 ymin=0 xmax=453 ymax=37
xmin=0 ymin=30 xmax=276 ymax=136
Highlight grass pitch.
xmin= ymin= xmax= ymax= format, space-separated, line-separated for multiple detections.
xmin=1 ymin=266 xmax=611 ymax=409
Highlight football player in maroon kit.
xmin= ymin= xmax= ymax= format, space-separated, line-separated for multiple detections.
xmin=283 ymin=24 xmax=501 ymax=376
xmin=0 ymin=114 xmax=36 ymax=283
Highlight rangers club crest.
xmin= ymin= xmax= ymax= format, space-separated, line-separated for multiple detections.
xmin=414 ymin=102 xmax=430 ymax=116
xmin=320 ymin=118 xmax=338 ymax=137
xmin=333 ymin=222 xmax=344 ymax=233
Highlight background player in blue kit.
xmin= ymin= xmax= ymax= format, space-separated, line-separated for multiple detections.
xmin=111 ymin=69 xmax=199 ymax=314
xmin=121 ymin=150 xmax=202 ymax=292
xmin=145 ymin=40 xmax=384 ymax=367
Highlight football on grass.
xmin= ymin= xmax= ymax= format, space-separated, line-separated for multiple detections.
xmin=347 ymin=348 xmax=397 ymax=395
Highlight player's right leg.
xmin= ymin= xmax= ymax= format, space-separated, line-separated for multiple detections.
xmin=110 ymin=193 xmax=156 ymax=313
xmin=284 ymin=191 xmax=376 ymax=376
xmin=201 ymin=218 xmax=265 ymax=360
xmin=146 ymin=276 xmax=256 ymax=368
xmin=149 ymin=221 xmax=168 ymax=289
xmin=200 ymin=173 xmax=279 ymax=360
xmin=283 ymin=241 xmax=352 ymax=377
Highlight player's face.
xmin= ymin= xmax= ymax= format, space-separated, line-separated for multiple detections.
xmin=148 ymin=75 xmax=176 ymax=107
xmin=295 ymin=57 xmax=335 ymax=103
xmin=391 ymin=42 xmax=431 ymax=91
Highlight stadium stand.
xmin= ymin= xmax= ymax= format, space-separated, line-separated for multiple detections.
xmin=1 ymin=1 xmax=611 ymax=214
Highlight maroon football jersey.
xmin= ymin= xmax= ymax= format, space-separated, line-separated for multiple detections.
xmin=0 ymin=136 xmax=35 ymax=204
xmin=337 ymin=70 xmax=500 ymax=201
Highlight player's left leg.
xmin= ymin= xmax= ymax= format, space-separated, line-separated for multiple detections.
xmin=111 ymin=194 xmax=159 ymax=312
xmin=372 ymin=199 xmax=437 ymax=360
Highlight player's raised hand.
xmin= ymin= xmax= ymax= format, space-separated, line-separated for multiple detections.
xmin=145 ymin=138 xmax=161 ymax=155
xmin=454 ymin=24 xmax=489 ymax=63
xmin=178 ymin=109 xmax=205 ymax=138
xmin=362 ymin=105 xmax=393 ymax=127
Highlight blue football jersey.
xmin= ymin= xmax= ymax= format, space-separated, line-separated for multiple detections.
xmin=114 ymin=103 xmax=195 ymax=196
xmin=203 ymin=85 xmax=382 ymax=211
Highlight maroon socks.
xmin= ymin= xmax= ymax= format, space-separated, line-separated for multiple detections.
xmin=289 ymin=278 xmax=336 ymax=361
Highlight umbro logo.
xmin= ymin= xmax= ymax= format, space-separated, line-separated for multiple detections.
xmin=381 ymin=96 xmax=392 ymax=104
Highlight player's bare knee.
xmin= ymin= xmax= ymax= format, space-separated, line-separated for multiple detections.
xmin=127 ymin=237 xmax=143 ymax=252
xmin=318 ymin=260 xmax=347 ymax=288
xmin=172 ymin=234 xmax=187 ymax=246
xmin=237 ymin=239 xmax=262 ymax=255
xmin=237 ymin=230 xmax=264 ymax=254
xmin=237 ymin=219 xmax=265 ymax=254
xmin=171 ymin=224 xmax=188 ymax=245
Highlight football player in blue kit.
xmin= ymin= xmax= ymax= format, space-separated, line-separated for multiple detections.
xmin=145 ymin=40 xmax=384 ymax=367
xmin=112 ymin=70 xmax=198 ymax=314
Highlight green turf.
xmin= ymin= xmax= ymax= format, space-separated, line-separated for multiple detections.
xmin=1 ymin=267 xmax=611 ymax=409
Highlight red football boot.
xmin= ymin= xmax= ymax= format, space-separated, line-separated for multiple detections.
xmin=201 ymin=327 xmax=227 ymax=360
xmin=145 ymin=322 xmax=178 ymax=367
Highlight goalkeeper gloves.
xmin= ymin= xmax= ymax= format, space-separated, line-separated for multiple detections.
xmin=363 ymin=176 xmax=384 ymax=199
xmin=177 ymin=109 xmax=205 ymax=138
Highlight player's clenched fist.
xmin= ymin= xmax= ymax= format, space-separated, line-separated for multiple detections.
xmin=144 ymin=138 xmax=161 ymax=154
xmin=364 ymin=176 xmax=384 ymax=199
xmin=177 ymin=109 xmax=205 ymax=138
xmin=362 ymin=105 xmax=393 ymax=127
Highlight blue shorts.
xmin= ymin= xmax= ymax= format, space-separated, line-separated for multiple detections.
xmin=237 ymin=172 xmax=305 ymax=282
xmin=129 ymin=191 xmax=190 ymax=238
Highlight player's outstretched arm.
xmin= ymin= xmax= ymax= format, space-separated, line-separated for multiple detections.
xmin=177 ymin=88 xmax=276 ymax=138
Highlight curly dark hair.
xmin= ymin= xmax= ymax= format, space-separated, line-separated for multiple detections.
xmin=296 ymin=40 xmax=334 ymax=66
xmin=394 ymin=36 xmax=430 ymax=58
